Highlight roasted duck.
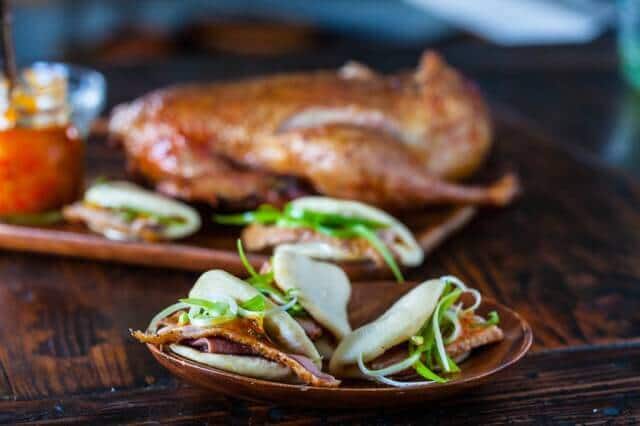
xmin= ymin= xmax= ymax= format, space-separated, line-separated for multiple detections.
xmin=110 ymin=51 xmax=518 ymax=210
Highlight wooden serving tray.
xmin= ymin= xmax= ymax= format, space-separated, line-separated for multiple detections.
xmin=0 ymin=206 xmax=474 ymax=278
xmin=0 ymin=131 xmax=477 ymax=278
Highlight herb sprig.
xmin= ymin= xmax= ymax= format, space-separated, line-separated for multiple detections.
xmin=236 ymin=239 xmax=306 ymax=316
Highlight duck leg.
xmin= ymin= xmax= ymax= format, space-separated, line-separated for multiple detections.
xmin=219 ymin=124 xmax=519 ymax=209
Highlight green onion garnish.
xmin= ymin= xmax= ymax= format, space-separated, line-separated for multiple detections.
xmin=179 ymin=298 xmax=229 ymax=316
xmin=445 ymin=355 xmax=461 ymax=373
xmin=431 ymin=289 xmax=463 ymax=372
xmin=350 ymin=224 xmax=403 ymax=283
xmin=178 ymin=311 xmax=190 ymax=325
xmin=236 ymin=239 xmax=260 ymax=278
xmin=410 ymin=335 xmax=424 ymax=346
xmin=357 ymin=276 xmax=496 ymax=387
xmin=117 ymin=205 xmax=186 ymax=226
xmin=485 ymin=310 xmax=500 ymax=326
xmin=413 ymin=359 xmax=447 ymax=383
xmin=240 ymin=294 xmax=266 ymax=312
xmin=214 ymin=204 xmax=282 ymax=225
xmin=216 ymin=203 xmax=404 ymax=282
xmin=236 ymin=239 xmax=306 ymax=316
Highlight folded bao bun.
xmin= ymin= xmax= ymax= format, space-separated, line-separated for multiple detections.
xmin=329 ymin=279 xmax=445 ymax=378
xmin=170 ymin=270 xmax=322 ymax=380
xmin=272 ymin=247 xmax=352 ymax=355
xmin=170 ymin=345 xmax=294 ymax=381
xmin=85 ymin=181 xmax=201 ymax=239
xmin=289 ymin=196 xmax=423 ymax=266
xmin=273 ymin=242 xmax=355 ymax=262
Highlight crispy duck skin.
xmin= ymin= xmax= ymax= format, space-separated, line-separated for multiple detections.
xmin=110 ymin=51 xmax=518 ymax=209
xmin=132 ymin=318 xmax=340 ymax=387
xmin=445 ymin=313 xmax=504 ymax=358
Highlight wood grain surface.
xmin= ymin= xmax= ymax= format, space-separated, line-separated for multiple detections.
xmin=1 ymin=40 xmax=639 ymax=423
xmin=3 ymin=343 xmax=638 ymax=424
xmin=0 ymin=110 xmax=638 ymax=423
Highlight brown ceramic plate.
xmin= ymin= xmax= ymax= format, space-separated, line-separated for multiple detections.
xmin=147 ymin=280 xmax=532 ymax=408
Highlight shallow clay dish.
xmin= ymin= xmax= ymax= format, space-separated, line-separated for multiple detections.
xmin=147 ymin=280 xmax=532 ymax=408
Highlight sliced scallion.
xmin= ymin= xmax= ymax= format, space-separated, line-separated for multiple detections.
xmin=179 ymin=298 xmax=230 ymax=316
xmin=147 ymin=302 xmax=190 ymax=333
xmin=443 ymin=309 xmax=462 ymax=344
xmin=432 ymin=289 xmax=462 ymax=373
xmin=413 ymin=359 xmax=447 ymax=383
xmin=237 ymin=294 xmax=266 ymax=319
xmin=264 ymin=294 xmax=300 ymax=316
xmin=236 ymin=239 xmax=307 ymax=315
xmin=178 ymin=312 xmax=190 ymax=326
xmin=374 ymin=375 xmax=435 ymax=388
xmin=239 ymin=294 xmax=266 ymax=312
xmin=351 ymin=224 xmax=404 ymax=283
xmin=485 ymin=310 xmax=500 ymax=326
xmin=440 ymin=275 xmax=482 ymax=313
xmin=215 ymin=202 xmax=405 ymax=282
xmin=357 ymin=351 xmax=421 ymax=377
xmin=356 ymin=276 xmax=495 ymax=387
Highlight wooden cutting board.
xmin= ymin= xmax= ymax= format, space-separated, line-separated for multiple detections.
xmin=0 ymin=127 xmax=476 ymax=279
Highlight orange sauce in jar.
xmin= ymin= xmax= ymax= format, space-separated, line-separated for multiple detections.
xmin=0 ymin=65 xmax=84 ymax=215
xmin=0 ymin=125 xmax=83 ymax=214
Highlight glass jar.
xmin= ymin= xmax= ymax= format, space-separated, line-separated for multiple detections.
xmin=0 ymin=64 xmax=84 ymax=215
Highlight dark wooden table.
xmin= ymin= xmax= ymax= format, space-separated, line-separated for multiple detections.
xmin=2 ymin=37 xmax=640 ymax=424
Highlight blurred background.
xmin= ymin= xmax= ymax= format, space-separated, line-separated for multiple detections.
xmin=10 ymin=0 xmax=615 ymax=63
xmin=8 ymin=0 xmax=640 ymax=174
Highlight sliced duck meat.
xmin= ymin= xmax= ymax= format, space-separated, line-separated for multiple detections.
xmin=295 ymin=316 xmax=324 ymax=341
xmin=369 ymin=344 xmax=411 ymax=372
xmin=182 ymin=337 xmax=257 ymax=355
xmin=289 ymin=354 xmax=340 ymax=383
xmin=446 ymin=314 xmax=504 ymax=358
xmin=132 ymin=318 xmax=339 ymax=387
xmin=242 ymin=223 xmax=398 ymax=266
